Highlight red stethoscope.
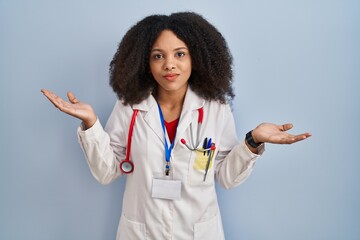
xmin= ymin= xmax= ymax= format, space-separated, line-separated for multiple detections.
xmin=180 ymin=107 xmax=215 ymax=153
xmin=119 ymin=107 xmax=215 ymax=174
xmin=119 ymin=109 xmax=139 ymax=174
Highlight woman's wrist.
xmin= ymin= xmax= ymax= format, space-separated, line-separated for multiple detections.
xmin=245 ymin=130 xmax=263 ymax=147
xmin=82 ymin=116 xmax=97 ymax=130
xmin=245 ymin=130 xmax=263 ymax=153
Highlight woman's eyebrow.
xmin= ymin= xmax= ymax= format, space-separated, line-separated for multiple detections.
xmin=151 ymin=48 xmax=162 ymax=52
xmin=151 ymin=47 xmax=188 ymax=52
xmin=174 ymin=47 xmax=188 ymax=51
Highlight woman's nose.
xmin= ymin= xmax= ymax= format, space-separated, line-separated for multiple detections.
xmin=164 ymin=57 xmax=176 ymax=70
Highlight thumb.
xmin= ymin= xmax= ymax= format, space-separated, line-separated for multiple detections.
xmin=67 ymin=91 xmax=79 ymax=104
xmin=281 ymin=123 xmax=293 ymax=131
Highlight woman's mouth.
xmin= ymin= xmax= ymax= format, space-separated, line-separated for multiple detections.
xmin=164 ymin=74 xmax=178 ymax=81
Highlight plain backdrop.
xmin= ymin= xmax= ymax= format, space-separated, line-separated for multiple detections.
xmin=1 ymin=0 xmax=359 ymax=239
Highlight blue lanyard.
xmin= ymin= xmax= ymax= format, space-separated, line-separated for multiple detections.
xmin=157 ymin=103 xmax=179 ymax=175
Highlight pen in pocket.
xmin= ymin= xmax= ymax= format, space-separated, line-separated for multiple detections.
xmin=202 ymin=137 xmax=207 ymax=155
xmin=206 ymin=138 xmax=212 ymax=156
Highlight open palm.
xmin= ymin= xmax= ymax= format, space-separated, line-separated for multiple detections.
xmin=252 ymin=123 xmax=311 ymax=145
xmin=41 ymin=89 xmax=97 ymax=129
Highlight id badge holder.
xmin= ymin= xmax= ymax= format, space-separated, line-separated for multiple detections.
xmin=152 ymin=173 xmax=182 ymax=200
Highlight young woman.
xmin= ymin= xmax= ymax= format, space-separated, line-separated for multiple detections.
xmin=41 ymin=12 xmax=311 ymax=240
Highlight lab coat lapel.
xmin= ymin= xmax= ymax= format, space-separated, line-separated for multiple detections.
xmin=132 ymin=95 xmax=165 ymax=143
xmin=175 ymin=87 xmax=204 ymax=145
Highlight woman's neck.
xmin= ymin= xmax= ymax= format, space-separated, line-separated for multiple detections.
xmin=155 ymin=88 xmax=187 ymax=122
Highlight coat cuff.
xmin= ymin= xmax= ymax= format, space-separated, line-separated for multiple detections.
xmin=241 ymin=140 xmax=265 ymax=157
xmin=77 ymin=118 xmax=104 ymax=143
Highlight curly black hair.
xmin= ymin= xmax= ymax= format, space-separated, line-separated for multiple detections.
xmin=109 ymin=12 xmax=234 ymax=105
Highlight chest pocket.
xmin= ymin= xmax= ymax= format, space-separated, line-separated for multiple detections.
xmin=187 ymin=148 xmax=216 ymax=186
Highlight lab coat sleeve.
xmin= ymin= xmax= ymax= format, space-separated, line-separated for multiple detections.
xmin=214 ymin=108 xmax=264 ymax=189
xmin=77 ymin=101 xmax=127 ymax=184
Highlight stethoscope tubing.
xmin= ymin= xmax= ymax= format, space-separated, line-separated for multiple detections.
xmin=188 ymin=107 xmax=204 ymax=149
xmin=120 ymin=107 xmax=209 ymax=174
xmin=181 ymin=138 xmax=215 ymax=152
xmin=120 ymin=109 xmax=139 ymax=174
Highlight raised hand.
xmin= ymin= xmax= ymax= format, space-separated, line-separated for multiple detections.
xmin=252 ymin=123 xmax=311 ymax=145
xmin=41 ymin=89 xmax=97 ymax=129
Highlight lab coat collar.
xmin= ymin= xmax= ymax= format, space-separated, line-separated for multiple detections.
xmin=131 ymin=92 xmax=156 ymax=112
xmin=131 ymin=86 xmax=205 ymax=145
xmin=131 ymin=86 xmax=204 ymax=111
xmin=181 ymin=86 xmax=205 ymax=112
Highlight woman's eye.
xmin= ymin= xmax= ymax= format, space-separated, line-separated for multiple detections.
xmin=153 ymin=54 xmax=163 ymax=60
xmin=176 ymin=52 xmax=185 ymax=57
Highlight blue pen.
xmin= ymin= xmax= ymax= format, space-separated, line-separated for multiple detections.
xmin=206 ymin=138 xmax=212 ymax=156
xmin=202 ymin=137 xmax=207 ymax=156
xmin=204 ymin=140 xmax=214 ymax=181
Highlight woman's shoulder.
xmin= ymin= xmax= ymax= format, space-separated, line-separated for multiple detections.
xmin=204 ymin=100 xmax=233 ymax=121
xmin=205 ymin=99 xmax=232 ymax=111
xmin=112 ymin=99 xmax=135 ymax=114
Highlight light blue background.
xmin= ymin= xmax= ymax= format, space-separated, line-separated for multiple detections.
xmin=1 ymin=0 xmax=359 ymax=239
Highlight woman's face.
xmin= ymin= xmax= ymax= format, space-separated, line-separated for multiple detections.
xmin=149 ymin=30 xmax=192 ymax=97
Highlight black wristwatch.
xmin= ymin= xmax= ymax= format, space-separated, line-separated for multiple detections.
xmin=245 ymin=130 xmax=263 ymax=148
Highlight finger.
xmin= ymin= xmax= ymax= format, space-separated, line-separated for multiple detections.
xmin=41 ymin=89 xmax=55 ymax=99
xmin=41 ymin=89 xmax=61 ymax=104
xmin=41 ymin=89 xmax=61 ymax=102
xmin=67 ymin=91 xmax=79 ymax=104
xmin=280 ymin=123 xmax=293 ymax=131
xmin=287 ymin=132 xmax=312 ymax=144
xmin=41 ymin=90 xmax=69 ymax=110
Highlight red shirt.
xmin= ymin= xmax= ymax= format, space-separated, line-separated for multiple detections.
xmin=164 ymin=118 xmax=179 ymax=143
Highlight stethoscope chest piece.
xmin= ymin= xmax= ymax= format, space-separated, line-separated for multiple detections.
xmin=120 ymin=160 xmax=134 ymax=174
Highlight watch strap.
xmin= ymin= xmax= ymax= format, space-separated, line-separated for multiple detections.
xmin=245 ymin=130 xmax=263 ymax=148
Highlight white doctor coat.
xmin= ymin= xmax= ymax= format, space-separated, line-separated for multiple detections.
xmin=77 ymin=87 xmax=264 ymax=240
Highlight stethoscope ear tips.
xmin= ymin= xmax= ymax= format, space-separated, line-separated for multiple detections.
xmin=181 ymin=138 xmax=216 ymax=152
xmin=181 ymin=138 xmax=194 ymax=151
